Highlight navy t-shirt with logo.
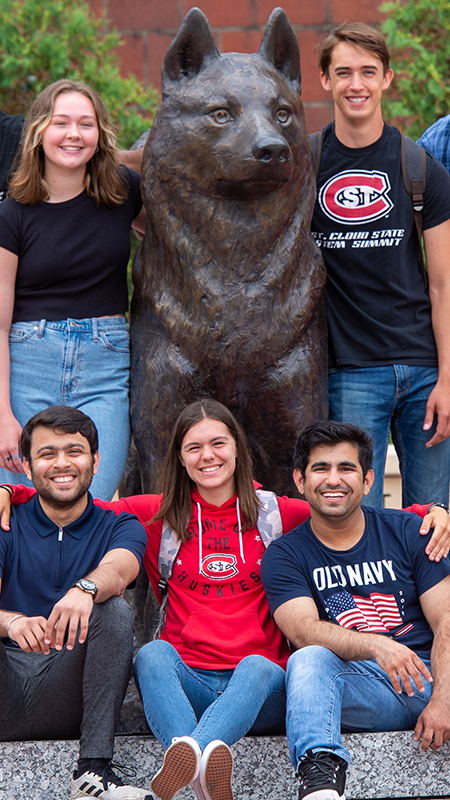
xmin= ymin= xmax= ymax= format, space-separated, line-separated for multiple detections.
xmin=261 ymin=507 xmax=450 ymax=660
xmin=312 ymin=123 xmax=450 ymax=369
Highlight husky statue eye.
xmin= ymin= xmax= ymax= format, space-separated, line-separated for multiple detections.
xmin=276 ymin=108 xmax=291 ymax=124
xmin=211 ymin=109 xmax=231 ymax=124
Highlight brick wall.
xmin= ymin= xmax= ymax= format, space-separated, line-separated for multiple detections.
xmin=92 ymin=0 xmax=383 ymax=133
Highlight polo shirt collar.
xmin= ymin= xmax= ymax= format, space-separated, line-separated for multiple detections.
xmin=26 ymin=492 xmax=97 ymax=539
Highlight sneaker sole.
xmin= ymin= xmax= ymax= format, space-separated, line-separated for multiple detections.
xmin=151 ymin=741 xmax=199 ymax=800
xmin=300 ymin=791 xmax=345 ymax=800
xmin=203 ymin=744 xmax=233 ymax=800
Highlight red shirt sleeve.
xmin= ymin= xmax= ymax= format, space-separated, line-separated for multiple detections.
xmin=404 ymin=503 xmax=431 ymax=518
xmin=278 ymin=496 xmax=311 ymax=533
xmin=10 ymin=484 xmax=36 ymax=504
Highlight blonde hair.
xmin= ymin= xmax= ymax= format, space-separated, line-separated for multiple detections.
xmin=9 ymin=80 xmax=127 ymax=206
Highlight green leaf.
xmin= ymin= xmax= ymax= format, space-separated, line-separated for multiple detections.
xmin=0 ymin=0 xmax=159 ymax=147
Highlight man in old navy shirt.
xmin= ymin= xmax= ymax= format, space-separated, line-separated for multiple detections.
xmin=0 ymin=406 xmax=151 ymax=800
xmin=312 ymin=23 xmax=450 ymax=507
xmin=261 ymin=421 xmax=450 ymax=800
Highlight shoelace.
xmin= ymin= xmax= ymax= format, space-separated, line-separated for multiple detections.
xmin=99 ymin=762 xmax=138 ymax=791
xmin=298 ymin=751 xmax=341 ymax=788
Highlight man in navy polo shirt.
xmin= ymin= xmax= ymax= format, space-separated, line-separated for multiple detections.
xmin=0 ymin=406 xmax=152 ymax=800
xmin=261 ymin=421 xmax=450 ymax=800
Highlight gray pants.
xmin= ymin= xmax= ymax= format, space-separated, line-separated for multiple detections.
xmin=0 ymin=596 xmax=134 ymax=759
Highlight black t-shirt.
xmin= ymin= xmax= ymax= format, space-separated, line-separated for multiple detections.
xmin=312 ymin=123 xmax=450 ymax=368
xmin=0 ymin=166 xmax=142 ymax=322
xmin=0 ymin=111 xmax=24 ymax=199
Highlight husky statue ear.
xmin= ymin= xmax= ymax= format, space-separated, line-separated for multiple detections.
xmin=162 ymin=7 xmax=220 ymax=97
xmin=258 ymin=8 xmax=302 ymax=94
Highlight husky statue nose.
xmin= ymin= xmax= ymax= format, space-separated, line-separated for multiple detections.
xmin=255 ymin=138 xmax=291 ymax=164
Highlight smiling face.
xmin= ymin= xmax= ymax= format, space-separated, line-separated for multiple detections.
xmin=320 ymin=42 xmax=393 ymax=131
xmin=24 ymin=426 xmax=99 ymax=512
xmin=179 ymin=417 xmax=237 ymax=504
xmin=294 ymin=441 xmax=374 ymax=522
xmin=41 ymin=91 xmax=99 ymax=175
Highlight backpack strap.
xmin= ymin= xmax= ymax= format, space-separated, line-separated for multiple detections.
xmin=153 ymin=490 xmax=284 ymax=639
xmin=309 ymin=130 xmax=323 ymax=179
xmin=154 ymin=518 xmax=183 ymax=640
xmin=401 ymin=134 xmax=427 ymax=285
xmin=255 ymin=489 xmax=283 ymax=546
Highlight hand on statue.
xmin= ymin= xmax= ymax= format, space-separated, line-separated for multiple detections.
xmin=372 ymin=636 xmax=433 ymax=696
xmin=0 ymin=413 xmax=25 ymax=473
xmin=414 ymin=696 xmax=450 ymax=750
xmin=423 ymin=381 xmax=450 ymax=447
xmin=8 ymin=614 xmax=49 ymax=654
xmin=420 ymin=506 xmax=450 ymax=561
xmin=44 ymin=587 xmax=94 ymax=651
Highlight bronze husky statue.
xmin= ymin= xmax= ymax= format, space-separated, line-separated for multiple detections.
xmin=130 ymin=6 xmax=327 ymax=495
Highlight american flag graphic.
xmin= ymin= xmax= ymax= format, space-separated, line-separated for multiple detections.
xmin=327 ymin=590 xmax=413 ymax=636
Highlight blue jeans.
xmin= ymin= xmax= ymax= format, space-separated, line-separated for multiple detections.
xmin=328 ymin=365 xmax=450 ymax=507
xmin=134 ymin=640 xmax=286 ymax=751
xmin=1 ymin=317 xmax=130 ymax=500
xmin=286 ymin=645 xmax=431 ymax=768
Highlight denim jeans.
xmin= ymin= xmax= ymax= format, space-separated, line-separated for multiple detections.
xmin=328 ymin=365 xmax=450 ymax=507
xmin=1 ymin=317 xmax=130 ymax=500
xmin=286 ymin=645 xmax=431 ymax=768
xmin=134 ymin=640 xmax=286 ymax=752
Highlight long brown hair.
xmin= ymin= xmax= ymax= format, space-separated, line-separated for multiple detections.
xmin=153 ymin=399 xmax=261 ymax=540
xmin=8 ymin=79 xmax=127 ymax=206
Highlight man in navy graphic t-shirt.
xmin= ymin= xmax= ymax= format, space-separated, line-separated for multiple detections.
xmin=261 ymin=421 xmax=450 ymax=800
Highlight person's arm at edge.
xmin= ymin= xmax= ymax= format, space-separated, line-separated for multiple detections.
xmin=422 ymin=219 xmax=450 ymax=446
xmin=414 ymin=574 xmax=450 ymax=750
xmin=117 ymin=147 xmax=144 ymax=172
xmin=1 ymin=487 xmax=161 ymax=525
xmin=0 ymin=247 xmax=25 ymax=474
xmin=410 ymin=503 xmax=450 ymax=561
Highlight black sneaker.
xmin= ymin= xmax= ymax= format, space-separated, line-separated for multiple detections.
xmin=71 ymin=761 xmax=153 ymax=799
xmin=297 ymin=749 xmax=347 ymax=800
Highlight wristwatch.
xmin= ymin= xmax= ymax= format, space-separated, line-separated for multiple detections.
xmin=428 ymin=502 xmax=449 ymax=514
xmin=72 ymin=579 xmax=98 ymax=600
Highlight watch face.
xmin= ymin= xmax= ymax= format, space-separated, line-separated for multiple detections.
xmin=79 ymin=579 xmax=97 ymax=593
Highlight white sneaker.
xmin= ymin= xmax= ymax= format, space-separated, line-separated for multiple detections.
xmin=198 ymin=741 xmax=233 ymax=800
xmin=71 ymin=764 xmax=152 ymax=799
xmin=191 ymin=775 xmax=209 ymax=800
xmin=151 ymin=736 xmax=201 ymax=800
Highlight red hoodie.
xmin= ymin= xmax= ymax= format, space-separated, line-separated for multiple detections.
xmin=9 ymin=484 xmax=433 ymax=670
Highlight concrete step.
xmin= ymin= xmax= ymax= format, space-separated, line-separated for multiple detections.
xmin=0 ymin=732 xmax=449 ymax=799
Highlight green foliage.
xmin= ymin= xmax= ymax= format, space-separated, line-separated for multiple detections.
xmin=0 ymin=0 xmax=159 ymax=147
xmin=380 ymin=0 xmax=450 ymax=139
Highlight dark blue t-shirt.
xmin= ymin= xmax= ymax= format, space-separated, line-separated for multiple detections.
xmin=0 ymin=493 xmax=147 ymax=622
xmin=261 ymin=507 xmax=450 ymax=659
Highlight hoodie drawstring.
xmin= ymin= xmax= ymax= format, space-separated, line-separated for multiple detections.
xmin=236 ymin=497 xmax=245 ymax=564
xmin=197 ymin=502 xmax=203 ymax=574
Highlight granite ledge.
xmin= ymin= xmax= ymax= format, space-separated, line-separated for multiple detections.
xmin=0 ymin=732 xmax=449 ymax=800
